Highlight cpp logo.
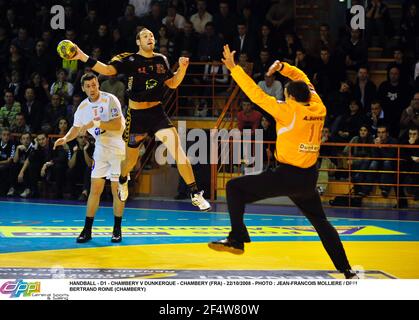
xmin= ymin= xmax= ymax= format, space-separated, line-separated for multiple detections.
xmin=0 ymin=280 xmax=41 ymax=298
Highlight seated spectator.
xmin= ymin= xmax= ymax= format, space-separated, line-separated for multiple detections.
xmin=0 ymin=128 xmax=15 ymax=196
xmin=256 ymin=23 xmax=277 ymax=56
xmin=365 ymin=125 xmax=398 ymax=198
xmin=56 ymin=117 xmax=69 ymax=136
xmin=294 ymin=48 xmax=317 ymax=81
xmin=10 ymin=113 xmax=30 ymax=134
xmin=266 ymin=0 xmax=294 ymax=34
xmin=365 ymin=0 xmax=393 ymax=48
xmin=21 ymin=87 xmax=44 ymax=133
xmin=399 ymin=2 xmax=419 ymax=57
xmin=309 ymin=23 xmax=336 ymax=57
xmin=313 ymin=47 xmax=345 ymax=97
xmin=213 ymin=1 xmax=238 ymax=47
xmin=28 ymin=40 xmax=55 ymax=82
xmin=67 ymin=134 xmax=94 ymax=201
xmin=141 ymin=1 xmax=164 ymax=36
xmin=163 ymin=5 xmax=187 ymax=35
xmin=399 ymin=127 xmax=419 ymax=206
xmin=367 ymin=100 xmax=387 ymax=136
xmin=324 ymin=80 xmax=353 ymax=135
xmin=260 ymin=116 xmax=276 ymax=169
xmin=117 ymin=4 xmax=141 ymax=41
xmin=190 ymin=0 xmax=213 ymax=35
xmin=342 ymin=125 xmax=375 ymax=196
xmin=100 ymin=76 xmax=126 ymax=107
xmin=237 ymin=99 xmax=262 ymax=133
xmin=155 ymin=25 xmax=176 ymax=61
xmin=49 ymin=69 xmax=74 ymax=103
xmin=318 ymin=126 xmax=339 ymax=191
xmin=67 ymin=94 xmax=83 ymax=124
xmin=19 ymin=132 xmax=69 ymax=198
xmin=7 ymin=44 xmax=26 ymax=77
xmin=0 ymin=90 xmax=21 ymax=128
xmin=202 ymin=56 xmax=229 ymax=115
xmin=91 ymin=24 xmax=112 ymax=61
xmin=197 ymin=22 xmax=223 ymax=63
xmin=277 ymin=32 xmax=302 ymax=65
xmin=387 ymin=48 xmax=413 ymax=85
xmin=377 ymin=66 xmax=414 ymax=136
xmin=41 ymin=94 xmax=67 ymax=134
xmin=252 ymin=49 xmax=274 ymax=83
xmin=334 ymin=99 xmax=368 ymax=144
xmin=339 ymin=28 xmax=367 ymax=71
xmin=232 ymin=20 xmax=257 ymax=61
xmin=400 ymin=92 xmax=419 ymax=140
xmin=353 ymin=66 xmax=377 ymax=112
xmin=11 ymin=27 xmax=35 ymax=56
xmin=6 ymin=70 xmax=23 ymax=101
xmin=27 ymin=72 xmax=49 ymax=105
xmin=7 ymin=132 xmax=33 ymax=196
xmin=174 ymin=20 xmax=199 ymax=58
xmin=258 ymin=74 xmax=284 ymax=101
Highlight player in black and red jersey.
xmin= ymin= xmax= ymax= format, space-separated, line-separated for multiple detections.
xmin=68 ymin=28 xmax=210 ymax=211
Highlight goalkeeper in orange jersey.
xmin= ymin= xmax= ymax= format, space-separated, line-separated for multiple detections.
xmin=208 ymin=45 xmax=358 ymax=279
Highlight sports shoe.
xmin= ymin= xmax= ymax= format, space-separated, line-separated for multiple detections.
xmin=111 ymin=228 xmax=122 ymax=243
xmin=7 ymin=187 xmax=15 ymax=196
xmin=208 ymin=238 xmax=244 ymax=255
xmin=76 ymin=229 xmax=92 ymax=243
xmin=118 ymin=180 xmax=129 ymax=202
xmin=20 ymin=188 xmax=31 ymax=198
xmin=191 ymin=190 xmax=211 ymax=211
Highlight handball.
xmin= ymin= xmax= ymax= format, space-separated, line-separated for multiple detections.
xmin=57 ymin=40 xmax=77 ymax=59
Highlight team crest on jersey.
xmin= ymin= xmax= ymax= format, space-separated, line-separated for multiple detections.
xmin=145 ymin=79 xmax=158 ymax=90
xmin=111 ymin=107 xmax=119 ymax=117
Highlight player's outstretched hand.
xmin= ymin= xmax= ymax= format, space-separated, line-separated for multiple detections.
xmin=70 ymin=44 xmax=88 ymax=61
xmin=53 ymin=137 xmax=67 ymax=150
xmin=222 ymin=45 xmax=236 ymax=71
xmin=267 ymin=60 xmax=283 ymax=76
xmin=179 ymin=57 xmax=189 ymax=69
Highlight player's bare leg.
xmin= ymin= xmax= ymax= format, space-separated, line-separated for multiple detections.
xmin=110 ymin=181 xmax=125 ymax=242
xmin=118 ymin=142 xmax=142 ymax=202
xmin=77 ymin=178 xmax=105 ymax=243
xmin=155 ymin=127 xmax=211 ymax=211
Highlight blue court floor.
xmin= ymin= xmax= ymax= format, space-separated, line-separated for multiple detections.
xmin=0 ymin=198 xmax=418 ymax=279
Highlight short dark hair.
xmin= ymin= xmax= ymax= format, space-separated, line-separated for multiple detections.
xmin=371 ymin=99 xmax=381 ymax=106
xmin=136 ymin=27 xmax=152 ymax=39
xmin=285 ymin=81 xmax=311 ymax=103
xmin=377 ymin=124 xmax=388 ymax=132
xmin=81 ymin=72 xmax=98 ymax=86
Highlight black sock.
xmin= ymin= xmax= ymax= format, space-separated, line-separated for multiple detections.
xmin=84 ymin=217 xmax=94 ymax=231
xmin=119 ymin=176 xmax=128 ymax=184
xmin=114 ymin=216 xmax=122 ymax=231
xmin=187 ymin=182 xmax=199 ymax=194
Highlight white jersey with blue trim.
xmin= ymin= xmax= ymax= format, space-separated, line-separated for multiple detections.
xmin=73 ymin=92 xmax=125 ymax=155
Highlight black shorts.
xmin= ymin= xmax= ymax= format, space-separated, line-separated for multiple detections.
xmin=123 ymin=104 xmax=174 ymax=148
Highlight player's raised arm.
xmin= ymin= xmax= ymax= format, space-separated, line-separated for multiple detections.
xmin=70 ymin=44 xmax=117 ymax=76
xmin=267 ymin=60 xmax=321 ymax=102
xmin=222 ymin=45 xmax=281 ymax=119
xmin=165 ymin=56 xmax=189 ymax=89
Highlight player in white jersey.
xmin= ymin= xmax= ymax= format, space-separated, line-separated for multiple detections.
xmin=54 ymin=73 xmax=126 ymax=243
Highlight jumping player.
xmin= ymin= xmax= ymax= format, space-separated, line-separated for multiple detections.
xmin=67 ymin=28 xmax=211 ymax=211
xmin=54 ymin=73 xmax=126 ymax=243
xmin=208 ymin=45 xmax=358 ymax=279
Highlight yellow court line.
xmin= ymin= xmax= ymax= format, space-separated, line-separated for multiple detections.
xmin=0 ymin=241 xmax=418 ymax=279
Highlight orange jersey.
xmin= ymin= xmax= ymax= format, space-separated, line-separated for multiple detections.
xmin=230 ymin=62 xmax=326 ymax=168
